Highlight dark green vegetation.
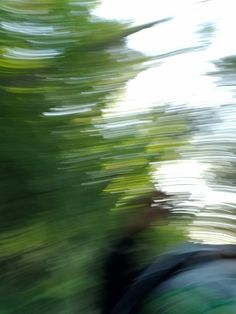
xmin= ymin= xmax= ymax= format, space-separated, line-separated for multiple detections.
xmin=0 ymin=1 xmax=223 ymax=313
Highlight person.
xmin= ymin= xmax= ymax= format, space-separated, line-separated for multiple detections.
xmin=101 ymin=191 xmax=236 ymax=314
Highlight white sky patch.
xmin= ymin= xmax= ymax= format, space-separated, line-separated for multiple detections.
xmin=155 ymin=160 xmax=210 ymax=195
xmin=104 ymin=52 xmax=234 ymax=118
xmin=94 ymin=0 xmax=195 ymax=25
xmin=188 ymin=230 xmax=236 ymax=244
xmin=95 ymin=0 xmax=236 ymax=115
xmin=156 ymin=159 xmax=236 ymax=244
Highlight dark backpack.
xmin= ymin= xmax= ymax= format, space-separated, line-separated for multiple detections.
xmin=111 ymin=243 xmax=236 ymax=314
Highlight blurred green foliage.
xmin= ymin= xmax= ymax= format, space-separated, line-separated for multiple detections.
xmin=0 ymin=1 xmax=187 ymax=313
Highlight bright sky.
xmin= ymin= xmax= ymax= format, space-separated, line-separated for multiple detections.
xmin=94 ymin=0 xmax=236 ymax=111
xmin=94 ymin=0 xmax=236 ymax=243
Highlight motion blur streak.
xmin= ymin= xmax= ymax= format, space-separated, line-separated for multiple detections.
xmin=1 ymin=0 xmax=236 ymax=313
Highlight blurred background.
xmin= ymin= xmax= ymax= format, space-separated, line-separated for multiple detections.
xmin=1 ymin=0 xmax=236 ymax=313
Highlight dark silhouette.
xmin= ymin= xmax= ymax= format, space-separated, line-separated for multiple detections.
xmin=101 ymin=191 xmax=169 ymax=313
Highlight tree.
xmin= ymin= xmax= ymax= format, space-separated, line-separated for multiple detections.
xmin=1 ymin=1 xmax=186 ymax=312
